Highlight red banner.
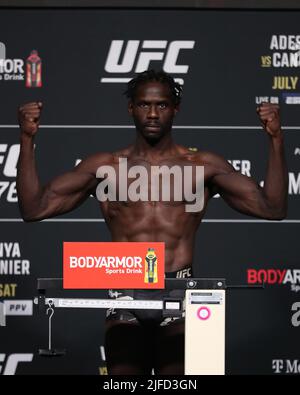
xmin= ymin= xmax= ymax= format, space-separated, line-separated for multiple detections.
xmin=63 ymin=242 xmax=165 ymax=289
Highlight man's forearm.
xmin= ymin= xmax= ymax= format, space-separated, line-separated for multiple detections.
xmin=263 ymin=132 xmax=288 ymax=218
xmin=17 ymin=134 xmax=44 ymax=220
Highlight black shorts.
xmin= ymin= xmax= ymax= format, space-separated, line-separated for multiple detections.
xmin=106 ymin=266 xmax=192 ymax=327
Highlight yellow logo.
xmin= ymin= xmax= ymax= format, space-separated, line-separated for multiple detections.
xmin=144 ymin=248 xmax=158 ymax=283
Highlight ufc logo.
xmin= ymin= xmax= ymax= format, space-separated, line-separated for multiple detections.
xmin=0 ymin=144 xmax=20 ymax=177
xmin=0 ymin=353 xmax=33 ymax=375
xmin=104 ymin=40 xmax=195 ymax=74
xmin=176 ymin=268 xmax=192 ymax=278
xmin=0 ymin=42 xmax=5 ymax=60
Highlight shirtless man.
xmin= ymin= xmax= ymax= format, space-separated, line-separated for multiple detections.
xmin=17 ymin=70 xmax=288 ymax=375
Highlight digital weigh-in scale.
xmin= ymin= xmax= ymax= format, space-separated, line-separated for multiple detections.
xmin=34 ymin=277 xmax=227 ymax=375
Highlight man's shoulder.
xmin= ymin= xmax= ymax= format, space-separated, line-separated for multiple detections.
xmin=196 ymin=150 xmax=226 ymax=164
xmin=74 ymin=152 xmax=115 ymax=174
xmin=112 ymin=146 xmax=133 ymax=158
xmin=179 ymin=146 xmax=226 ymax=165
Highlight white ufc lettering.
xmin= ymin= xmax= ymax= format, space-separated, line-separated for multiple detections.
xmin=0 ymin=144 xmax=20 ymax=177
xmin=104 ymin=40 xmax=195 ymax=74
xmin=0 ymin=353 xmax=33 ymax=375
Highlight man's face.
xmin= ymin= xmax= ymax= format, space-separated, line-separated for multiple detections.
xmin=128 ymin=81 xmax=179 ymax=142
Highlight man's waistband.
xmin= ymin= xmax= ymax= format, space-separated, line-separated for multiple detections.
xmin=165 ymin=266 xmax=193 ymax=279
xmin=107 ymin=266 xmax=193 ymax=299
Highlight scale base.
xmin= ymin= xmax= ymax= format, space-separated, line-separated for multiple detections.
xmin=38 ymin=348 xmax=66 ymax=357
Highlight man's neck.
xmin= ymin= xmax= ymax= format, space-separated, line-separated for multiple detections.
xmin=133 ymin=133 xmax=178 ymax=161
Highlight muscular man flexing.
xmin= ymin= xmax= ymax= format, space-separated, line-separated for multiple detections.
xmin=17 ymin=70 xmax=288 ymax=375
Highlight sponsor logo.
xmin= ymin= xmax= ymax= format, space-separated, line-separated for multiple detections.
xmin=295 ymin=148 xmax=300 ymax=155
xmin=0 ymin=42 xmax=42 ymax=87
xmin=144 ymin=248 xmax=158 ymax=283
xmin=176 ymin=267 xmax=192 ymax=278
xmin=101 ymin=40 xmax=195 ymax=84
xmin=247 ymin=269 xmax=300 ymax=292
xmin=272 ymin=359 xmax=300 ymax=374
xmin=63 ymin=242 xmax=165 ymax=289
xmin=25 ymin=50 xmax=42 ymax=88
xmin=0 ymin=353 xmax=33 ymax=375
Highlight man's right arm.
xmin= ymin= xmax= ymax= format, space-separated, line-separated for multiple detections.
xmin=16 ymin=102 xmax=108 ymax=222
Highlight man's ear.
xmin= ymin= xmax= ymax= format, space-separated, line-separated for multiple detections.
xmin=174 ymin=105 xmax=180 ymax=116
xmin=128 ymin=101 xmax=133 ymax=115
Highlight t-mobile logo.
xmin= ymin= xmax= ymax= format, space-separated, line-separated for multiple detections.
xmin=101 ymin=40 xmax=195 ymax=84
xmin=272 ymin=359 xmax=300 ymax=374
xmin=272 ymin=359 xmax=284 ymax=373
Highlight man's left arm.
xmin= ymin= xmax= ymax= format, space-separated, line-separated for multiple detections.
xmin=208 ymin=103 xmax=288 ymax=220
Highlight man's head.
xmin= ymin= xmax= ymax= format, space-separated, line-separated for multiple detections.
xmin=125 ymin=70 xmax=182 ymax=142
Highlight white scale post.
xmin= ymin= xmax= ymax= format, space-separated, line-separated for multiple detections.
xmin=185 ymin=289 xmax=225 ymax=375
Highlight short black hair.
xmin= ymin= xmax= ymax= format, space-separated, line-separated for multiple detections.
xmin=124 ymin=70 xmax=182 ymax=105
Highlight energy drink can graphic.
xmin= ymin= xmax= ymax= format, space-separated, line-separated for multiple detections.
xmin=26 ymin=50 xmax=42 ymax=88
xmin=144 ymin=248 xmax=158 ymax=283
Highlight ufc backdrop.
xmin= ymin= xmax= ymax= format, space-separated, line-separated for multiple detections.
xmin=0 ymin=8 xmax=299 ymax=375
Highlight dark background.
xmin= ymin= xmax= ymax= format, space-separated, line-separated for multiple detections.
xmin=0 ymin=7 xmax=299 ymax=375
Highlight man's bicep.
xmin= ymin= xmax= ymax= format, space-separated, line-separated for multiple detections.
xmin=43 ymin=151 xmax=113 ymax=215
xmin=205 ymin=152 xmax=237 ymax=197
xmin=48 ymin=167 xmax=96 ymax=195
xmin=212 ymin=171 xmax=267 ymax=217
xmin=212 ymin=170 xmax=257 ymax=197
xmin=204 ymin=151 xmax=267 ymax=217
xmin=40 ymin=168 xmax=97 ymax=217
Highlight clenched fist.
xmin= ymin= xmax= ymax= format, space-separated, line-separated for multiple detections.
xmin=256 ymin=103 xmax=282 ymax=137
xmin=18 ymin=102 xmax=42 ymax=137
